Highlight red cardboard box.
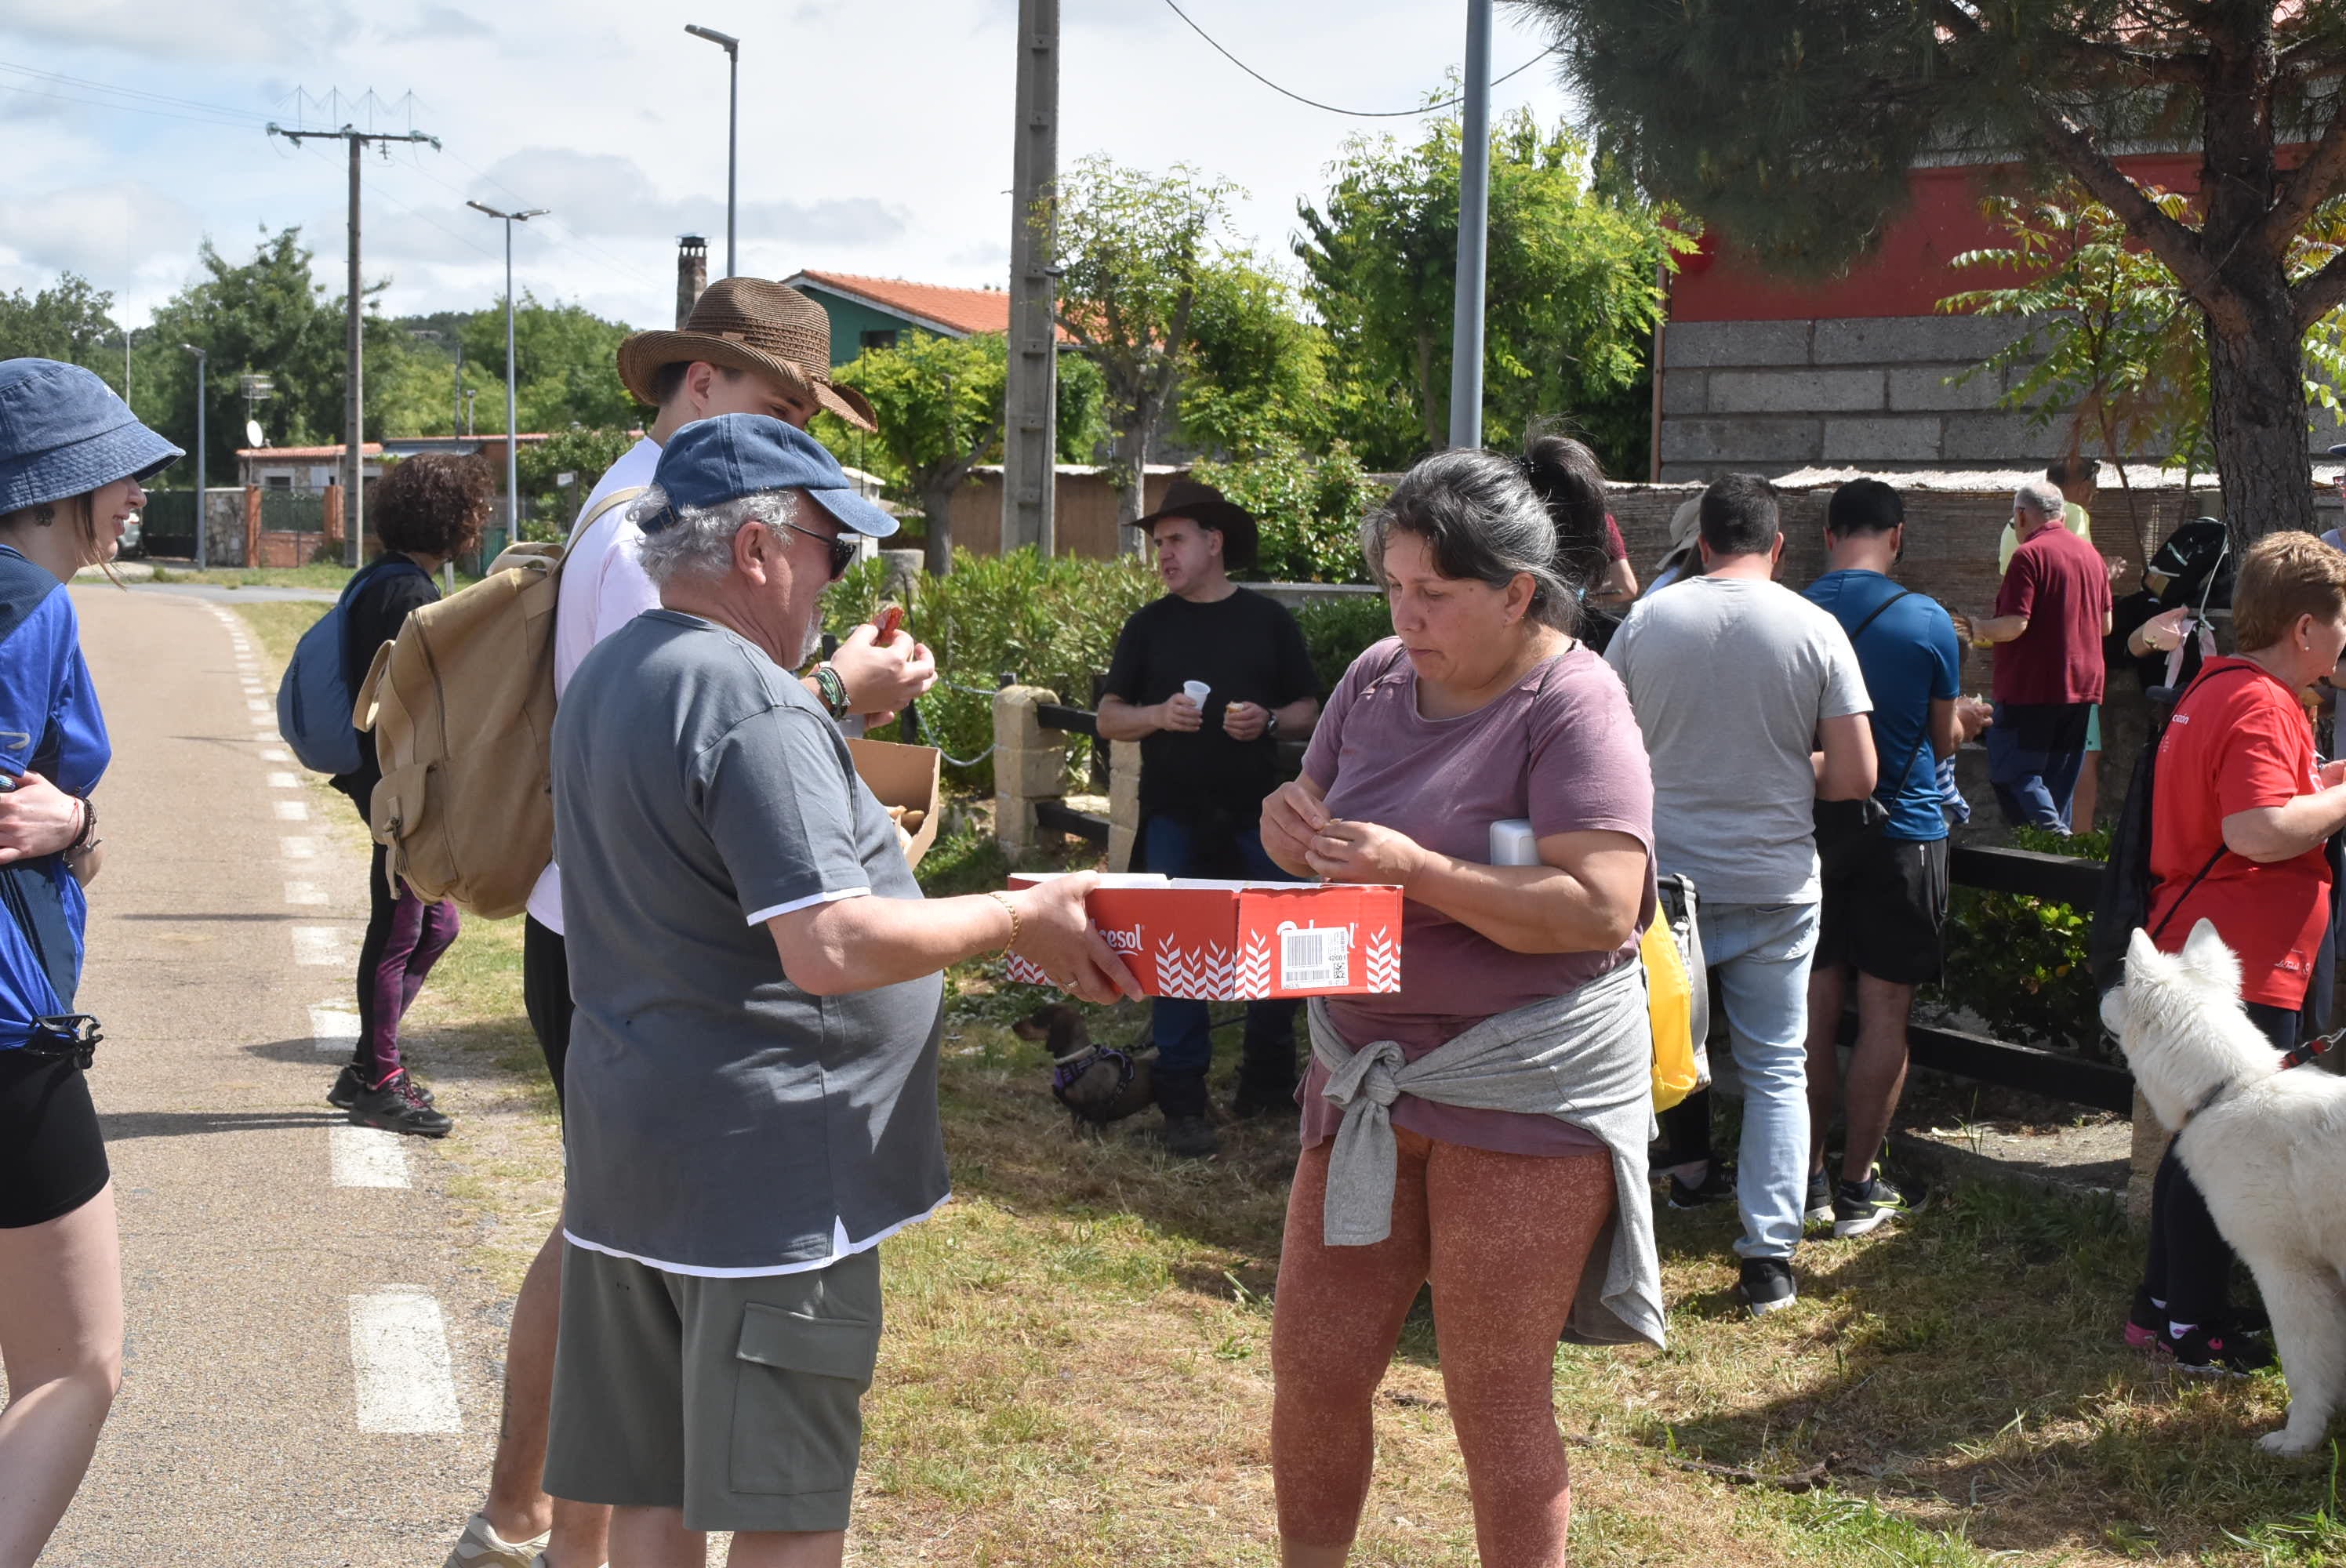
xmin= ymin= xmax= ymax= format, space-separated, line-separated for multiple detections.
xmin=1003 ymin=874 xmax=1404 ymax=999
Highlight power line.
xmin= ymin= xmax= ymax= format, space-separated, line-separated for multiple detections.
xmin=0 ymin=62 xmax=268 ymax=129
xmin=1156 ymin=0 xmax=1555 ymax=118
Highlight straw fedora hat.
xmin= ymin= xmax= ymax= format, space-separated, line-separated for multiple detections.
xmin=616 ymin=278 xmax=878 ymax=433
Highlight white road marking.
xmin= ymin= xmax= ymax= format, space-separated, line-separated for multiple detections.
xmin=284 ymin=880 xmax=329 ymax=907
xmin=274 ymin=799 xmax=309 ymax=821
xmin=281 ymin=836 xmax=319 ymax=859
xmin=246 ymin=699 xmax=270 ymax=713
xmin=260 ymin=747 xmax=291 ymax=763
xmin=293 ymin=927 xmax=355 ymax=967
xmin=330 ymin=1127 xmax=411 ymax=1189
xmin=347 ymin=1290 xmax=461 ymax=1433
xmin=267 ymin=771 xmax=300 ymax=789
xmin=309 ymin=1002 xmax=361 ymax=1051
xmin=249 ymin=713 xmax=275 ymax=729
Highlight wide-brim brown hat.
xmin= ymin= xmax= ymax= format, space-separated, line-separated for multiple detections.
xmin=616 ymin=277 xmax=878 ymax=433
xmin=1129 ymin=478 xmax=1258 ymax=571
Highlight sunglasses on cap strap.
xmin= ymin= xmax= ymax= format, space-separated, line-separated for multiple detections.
xmin=776 ymin=518 xmax=859 ymax=580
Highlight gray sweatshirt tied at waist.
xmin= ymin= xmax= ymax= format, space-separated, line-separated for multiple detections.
xmin=1308 ymin=958 xmax=1665 ymax=1349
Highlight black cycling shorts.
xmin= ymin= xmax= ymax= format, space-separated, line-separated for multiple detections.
xmin=1816 ymin=835 xmax=1951 ymax=986
xmin=0 ymin=1048 xmax=109 ymax=1229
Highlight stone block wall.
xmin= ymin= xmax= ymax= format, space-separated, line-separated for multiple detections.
xmin=1660 ymin=314 xmax=2346 ymax=481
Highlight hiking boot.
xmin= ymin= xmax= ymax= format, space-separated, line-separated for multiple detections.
xmin=331 ymin=1062 xmax=434 ymax=1111
xmin=1667 ymin=1163 xmax=1735 ymax=1210
xmin=1160 ymin=1114 xmax=1219 ymax=1159
xmin=1228 ymin=1080 xmax=1296 ymax=1121
xmin=445 ymin=1511 xmax=547 ymax=1568
xmin=1803 ymin=1169 xmax=1834 ymax=1229
xmin=1740 ymin=1257 xmax=1797 ymax=1317
xmin=1832 ymin=1168 xmax=1917 ymax=1239
xmin=350 ymin=1069 xmax=453 ymax=1139
xmin=2166 ymin=1323 xmax=2277 ymax=1377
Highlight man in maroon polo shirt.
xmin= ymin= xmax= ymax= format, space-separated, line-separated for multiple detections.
xmin=1954 ymin=477 xmax=2115 ymax=831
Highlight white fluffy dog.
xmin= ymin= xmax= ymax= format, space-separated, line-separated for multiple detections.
xmin=2101 ymin=921 xmax=2346 ymax=1454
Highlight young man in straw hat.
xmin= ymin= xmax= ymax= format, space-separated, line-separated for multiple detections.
xmin=448 ymin=279 xmax=937 ymax=1568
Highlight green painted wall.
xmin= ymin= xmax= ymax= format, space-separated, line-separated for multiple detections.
xmin=797 ymin=286 xmax=947 ymax=365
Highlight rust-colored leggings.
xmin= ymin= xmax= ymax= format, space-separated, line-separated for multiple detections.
xmin=1271 ymin=1127 xmax=1616 ymax=1565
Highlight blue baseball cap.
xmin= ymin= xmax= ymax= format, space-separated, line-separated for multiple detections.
xmin=0 ymin=359 xmax=182 ymax=516
xmin=643 ymin=413 xmax=897 ymax=539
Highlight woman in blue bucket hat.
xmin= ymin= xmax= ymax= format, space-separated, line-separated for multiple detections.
xmin=0 ymin=357 xmax=177 ymax=1563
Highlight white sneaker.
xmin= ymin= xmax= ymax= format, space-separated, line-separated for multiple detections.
xmin=445 ymin=1512 xmax=549 ymax=1568
xmin=530 ymin=1556 xmax=608 ymax=1568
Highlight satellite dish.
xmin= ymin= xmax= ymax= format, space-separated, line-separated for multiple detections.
xmin=245 ymin=419 xmax=265 ymax=448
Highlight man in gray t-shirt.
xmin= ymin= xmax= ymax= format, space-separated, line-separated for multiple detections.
xmin=1606 ymin=473 xmax=1875 ymax=1319
xmin=541 ymin=414 xmax=1136 ymax=1556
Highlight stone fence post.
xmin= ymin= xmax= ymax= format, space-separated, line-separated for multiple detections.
xmin=992 ymin=685 xmax=1065 ymax=865
xmin=1108 ymin=739 xmax=1142 ymax=873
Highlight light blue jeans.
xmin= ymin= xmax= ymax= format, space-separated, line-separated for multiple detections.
xmin=1703 ymin=900 xmax=1821 ymax=1263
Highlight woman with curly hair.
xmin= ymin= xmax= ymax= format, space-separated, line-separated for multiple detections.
xmin=325 ymin=452 xmax=488 ymax=1138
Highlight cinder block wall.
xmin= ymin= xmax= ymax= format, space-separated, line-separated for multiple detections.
xmin=1660 ymin=315 xmax=2346 ymax=481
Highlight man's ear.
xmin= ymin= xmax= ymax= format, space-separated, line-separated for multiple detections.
xmin=733 ymin=517 xmax=772 ymax=585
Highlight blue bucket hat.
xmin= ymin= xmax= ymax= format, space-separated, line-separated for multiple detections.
xmin=0 ymin=359 xmax=183 ymax=516
xmin=643 ymin=413 xmax=897 ymax=540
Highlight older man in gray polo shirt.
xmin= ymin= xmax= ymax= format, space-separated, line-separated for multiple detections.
xmin=542 ymin=413 xmax=1137 ymax=1567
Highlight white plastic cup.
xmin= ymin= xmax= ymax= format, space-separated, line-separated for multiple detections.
xmin=1182 ymin=680 xmax=1211 ymax=706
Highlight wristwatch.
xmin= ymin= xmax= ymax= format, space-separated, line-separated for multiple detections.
xmin=1264 ymin=710 xmax=1280 ymax=741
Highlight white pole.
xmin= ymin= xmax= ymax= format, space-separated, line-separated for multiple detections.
xmin=503 ymin=217 xmax=518 ymax=552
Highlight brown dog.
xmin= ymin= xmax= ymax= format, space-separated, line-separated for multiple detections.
xmin=1015 ymin=1004 xmax=1156 ymax=1131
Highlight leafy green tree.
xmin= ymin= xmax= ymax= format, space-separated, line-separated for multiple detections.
xmin=1048 ymin=157 xmax=1241 ymax=528
xmin=1295 ymin=107 xmax=1680 ymax=473
xmin=1521 ymin=0 xmax=2346 ymax=537
xmin=832 ymin=331 xmax=1011 ymax=575
xmin=458 ymin=294 xmax=637 ymax=435
xmin=516 ymin=426 xmax=641 ymax=535
xmin=0 ymin=274 xmax=122 ymax=382
xmin=1175 ymin=257 xmax=1333 ymax=456
xmin=1191 ymin=437 xmax=1379 ymax=583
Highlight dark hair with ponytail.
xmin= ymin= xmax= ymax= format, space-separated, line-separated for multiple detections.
xmin=1360 ymin=448 xmax=1580 ymax=633
xmin=1518 ymin=433 xmax=1612 ymax=591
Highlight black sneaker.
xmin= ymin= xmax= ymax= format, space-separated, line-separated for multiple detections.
xmin=1228 ymin=1081 xmax=1295 ymax=1122
xmin=329 ymin=1062 xmax=434 ymax=1111
xmin=348 ymin=1069 xmax=453 ymax=1138
xmin=1160 ymin=1114 xmax=1218 ymax=1159
xmin=1668 ymin=1163 xmax=1736 ymax=1209
xmin=2166 ymin=1323 xmax=2276 ymax=1377
xmin=1740 ymin=1257 xmax=1797 ymax=1316
xmin=1803 ymin=1169 xmax=1834 ymax=1229
xmin=1832 ymin=1168 xmax=1917 ymax=1238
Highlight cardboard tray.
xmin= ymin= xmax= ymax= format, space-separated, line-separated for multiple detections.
xmin=848 ymin=738 xmax=943 ymax=869
xmin=1004 ymin=873 xmax=1404 ymax=1000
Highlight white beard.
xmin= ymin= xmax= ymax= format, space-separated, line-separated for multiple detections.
xmin=798 ymin=618 xmax=826 ymax=670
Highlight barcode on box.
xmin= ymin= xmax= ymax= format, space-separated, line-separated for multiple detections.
xmin=1280 ymin=925 xmax=1352 ymax=990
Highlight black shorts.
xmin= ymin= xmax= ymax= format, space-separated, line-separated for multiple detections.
xmin=522 ymin=916 xmax=575 ymax=1115
xmin=1816 ymin=835 xmax=1950 ymax=985
xmin=0 ymin=1049 xmax=110 ymax=1229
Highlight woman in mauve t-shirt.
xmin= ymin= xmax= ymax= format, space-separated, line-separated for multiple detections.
xmin=1258 ymin=449 xmax=1656 ymax=1567
xmin=2131 ymin=530 xmax=2346 ymax=1377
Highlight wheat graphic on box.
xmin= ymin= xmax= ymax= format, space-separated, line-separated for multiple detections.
xmin=1364 ymin=928 xmax=1400 ymax=992
xmin=1152 ymin=935 xmax=1233 ymax=998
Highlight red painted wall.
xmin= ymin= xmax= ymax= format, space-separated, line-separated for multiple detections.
xmin=1671 ymin=153 xmax=2210 ymax=322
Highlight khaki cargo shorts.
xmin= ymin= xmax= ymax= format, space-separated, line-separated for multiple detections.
xmin=543 ymin=1241 xmax=882 ymax=1534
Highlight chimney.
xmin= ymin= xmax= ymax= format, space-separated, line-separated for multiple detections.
xmin=676 ymin=235 xmax=709 ymax=328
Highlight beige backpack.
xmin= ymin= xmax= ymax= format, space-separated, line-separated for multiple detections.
xmin=351 ymin=487 xmax=643 ymax=916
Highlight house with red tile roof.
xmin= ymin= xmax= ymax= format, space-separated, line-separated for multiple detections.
xmin=783 ymin=270 xmax=1073 ymax=364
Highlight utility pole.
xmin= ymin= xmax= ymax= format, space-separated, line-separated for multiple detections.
xmin=267 ymin=119 xmax=441 ymax=564
xmin=467 ymin=201 xmax=547 ymax=557
xmin=1000 ymin=0 xmax=1059 ymax=557
xmin=1447 ymin=0 xmax=1492 ymax=449
xmin=180 ymin=344 xmax=207 ymax=569
xmin=685 ymin=25 xmax=741 ymax=277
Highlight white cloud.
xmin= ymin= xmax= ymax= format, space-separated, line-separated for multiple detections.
xmin=0 ymin=182 xmax=202 ymax=281
xmin=2 ymin=0 xmax=358 ymax=62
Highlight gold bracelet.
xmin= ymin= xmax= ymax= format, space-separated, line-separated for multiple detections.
xmin=986 ymin=890 xmax=1021 ymax=953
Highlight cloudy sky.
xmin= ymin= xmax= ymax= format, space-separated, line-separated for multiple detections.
xmin=0 ymin=0 xmax=1577 ymax=332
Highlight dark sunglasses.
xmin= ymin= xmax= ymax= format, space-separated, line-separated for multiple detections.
xmin=775 ymin=518 xmax=859 ymax=581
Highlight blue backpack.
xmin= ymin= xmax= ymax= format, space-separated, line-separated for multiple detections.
xmin=278 ymin=559 xmax=427 ymax=775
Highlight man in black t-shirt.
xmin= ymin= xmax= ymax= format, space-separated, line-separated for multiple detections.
xmin=1099 ymin=481 xmax=1320 ymax=1157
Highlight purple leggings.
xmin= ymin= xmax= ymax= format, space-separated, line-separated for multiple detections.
xmin=354 ymin=842 xmax=459 ymax=1084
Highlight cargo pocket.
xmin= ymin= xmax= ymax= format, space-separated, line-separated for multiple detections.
xmin=728 ymin=1301 xmax=881 ymax=1497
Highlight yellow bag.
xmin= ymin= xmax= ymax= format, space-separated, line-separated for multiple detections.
xmin=1642 ymin=919 xmax=1699 ymax=1112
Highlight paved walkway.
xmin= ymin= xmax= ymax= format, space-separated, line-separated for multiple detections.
xmin=45 ymin=586 xmax=500 ymax=1566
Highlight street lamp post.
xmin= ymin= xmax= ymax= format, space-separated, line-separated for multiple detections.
xmin=1448 ymin=0 xmax=1493 ymax=449
xmin=180 ymin=344 xmax=207 ymax=569
xmin=685 ymin=24 xmax=740 ymax=277
xmin=465 ymin=201 xmax=547 ymax=557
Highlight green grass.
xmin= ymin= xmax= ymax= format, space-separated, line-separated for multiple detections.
xmin=152 ymin=562 xmax=487 ymax=592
